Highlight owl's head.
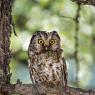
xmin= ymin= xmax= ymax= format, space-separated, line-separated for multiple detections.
xmin=29 ymin=31 xmax=61 ymax=54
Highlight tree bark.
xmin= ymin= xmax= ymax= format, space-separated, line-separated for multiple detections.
xmin=0 ymin=0 xmax=12 ymax=94
xmin=0 ymin=84 xmax=95 ymax=95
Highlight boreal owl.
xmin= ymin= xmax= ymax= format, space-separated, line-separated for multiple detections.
xmin=28 ymin=31 xmax=67 ymax=95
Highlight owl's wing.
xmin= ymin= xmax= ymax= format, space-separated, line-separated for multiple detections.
xmin=28 ymin=60 xmax=40 ymax=95
xmin=28 ymin=59 xmax=36 ymax=84
xmin=62 ymin=57 xmax=68 ymax=88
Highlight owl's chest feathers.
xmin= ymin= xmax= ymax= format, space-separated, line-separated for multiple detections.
xmin=31 ymin=51 xmax=63 ymax=83
xmin=33 ymin=52 xmax=62 ymax=66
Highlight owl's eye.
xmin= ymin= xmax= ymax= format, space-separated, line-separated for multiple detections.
xmin=49 ymin=39 xmax=55 ymax=45
xmin=38 ymin=39 xmax=44 ymax=44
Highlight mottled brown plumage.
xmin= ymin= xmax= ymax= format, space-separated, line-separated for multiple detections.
xmin=28 ymin=31 xmax=67 ymax=95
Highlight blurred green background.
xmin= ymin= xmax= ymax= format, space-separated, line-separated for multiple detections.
xmin=10 ymin=0 xmax=95 ymax=90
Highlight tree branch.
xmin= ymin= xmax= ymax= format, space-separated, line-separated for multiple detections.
xmin=73 ymin=4 xmax=81 ymax=82
xmin=74 ymin=4 xmax=81 ymax=65
xmin=0 ymin=84 xmax=95 ymax=95
xmin=72 ymin=0 xmax=95 ymax=6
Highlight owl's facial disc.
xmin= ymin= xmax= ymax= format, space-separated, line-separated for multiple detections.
xmin=29 ymin=31 xmax=61 ymax=54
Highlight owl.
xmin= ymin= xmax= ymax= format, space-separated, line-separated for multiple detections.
xmin=28 ymin=31 xmax=67 ymax=95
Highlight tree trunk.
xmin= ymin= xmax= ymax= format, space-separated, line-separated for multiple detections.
xmin=0 ymin=0 xmax=12 ymax=94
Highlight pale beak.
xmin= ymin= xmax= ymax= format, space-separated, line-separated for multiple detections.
xmin=45 ymin=45 xmax=49 ymax=51
xmin=45 ymin=46 xmax=48 ymax=51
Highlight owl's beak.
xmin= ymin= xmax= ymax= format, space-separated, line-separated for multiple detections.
xmin=45 ymin=47 xmax=48 ymax=51
xmin=45 ymin=45 xmax=49 ymax=51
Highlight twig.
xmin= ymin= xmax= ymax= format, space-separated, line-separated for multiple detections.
xmin=74 ymin=3 xmax=81 ymax=82
xmin=72 ymin=0 xmax=95 ymax=6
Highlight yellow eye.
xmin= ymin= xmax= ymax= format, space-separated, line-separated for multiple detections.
xmin=49 ymin=39 xmax=55 ymax=45
xmin=38 ymin=39 xmax=44 ymax=44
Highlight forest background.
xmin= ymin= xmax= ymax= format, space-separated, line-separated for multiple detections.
xmin=10 ymin=0 xmax=95 ymax=90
